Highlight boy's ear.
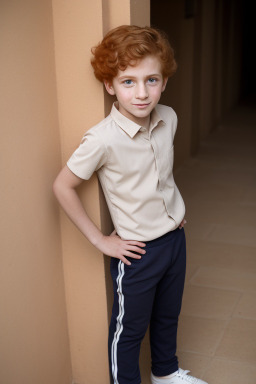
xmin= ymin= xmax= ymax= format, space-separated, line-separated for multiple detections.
xmin=104 ymin=80 xmax=116 ymax=96
xmin=162 ymin=77 xmax=168 ymax=92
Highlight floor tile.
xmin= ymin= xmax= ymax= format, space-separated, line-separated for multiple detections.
xmin=190 ymin=266 xmax=256 ymax=292
xmin=215 ymin=318 xmax=256 ymax=365
xmin=184 ymin=184 xmax=245 ymax=204
xmin=203 ymin=358 xmax=256 ymax=384
xmin=140 ymin=332 xmax=151 ymax=384
xmin=184 ymin=223 xmax=216 ymax=241
xmin=233 ymin=292 xmax=256 ymax=320
xmin=176 ymin=166 xmax=255 ymax=190
xmin=185 ymin=200 xmax=256 ymax=227
xmin=207 ymin=224 xmax=256 ymax=247
xmin=185 ymin=263 xmax=199 ymax=282
xmin=181 ymin=285 xmax=240 ymax=319
xmin=186 ymin=239 xmax=256 ymax=274
xmin=177 ymin=316 xmax=227 ymax=356
xmin=241 ymin=182 xmax=256 ymax=206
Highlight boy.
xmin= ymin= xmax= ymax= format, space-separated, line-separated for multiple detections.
xmin=53 ymin=25 xmax=207 ymax=384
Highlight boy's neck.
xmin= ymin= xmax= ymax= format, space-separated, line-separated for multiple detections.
xmin=115 ymin=102 xmax=151 ymax=130
xmin=141 ymin=115 xmax=150 ymax=130
xmin=125 ymin=113 xmax=151 ymax=130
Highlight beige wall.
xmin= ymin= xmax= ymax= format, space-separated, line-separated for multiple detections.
xmin=52 ymin=1 xmax=109 ymax=383
xmin=0 ymin=0 xmax=150 ymax=383
xmin=0 ymin=1 xmax=72 ymax=383
xmin=52 ymin=1 xmax=150 ymax=383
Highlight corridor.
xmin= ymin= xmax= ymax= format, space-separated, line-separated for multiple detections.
xmin=139 ymin=101 xmax=256 ymax=384
xmin=175 ymin=101 xmax=256 ymax=383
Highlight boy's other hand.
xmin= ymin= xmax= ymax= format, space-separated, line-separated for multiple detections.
xmin=98 ymin=230 xmax=146 ymax=266
xmin=179 ymin=218 xmax=187 ymax=229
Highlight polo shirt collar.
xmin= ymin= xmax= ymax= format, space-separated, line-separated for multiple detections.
xmin=110 ymin=102 xmax=165 ymax=138
xmin=111 ymin=102 xmax=142 ymax=138
xmin=150 ymin=107 xmax=165 ymax=133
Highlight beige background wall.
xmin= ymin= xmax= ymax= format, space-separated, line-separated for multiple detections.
xmin=0 ymin=1 xmax=72 ymax=383
xmin=0 ymin=0 xmax=150 ymax=383
xmin=52 ymin=1 xmax=109 ymax=383
xmin=52 ymin=1 xmax=150 ymax=383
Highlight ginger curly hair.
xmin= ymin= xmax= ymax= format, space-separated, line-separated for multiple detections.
xmin=91 ymin=25 xmax=177 ymax=82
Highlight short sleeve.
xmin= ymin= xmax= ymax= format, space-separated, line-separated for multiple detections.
xmin=67 ymin=129 xmax=107 ymax=180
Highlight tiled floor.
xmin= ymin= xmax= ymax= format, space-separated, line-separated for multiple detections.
xmin=140 ymin=102 xmax=256 ymax=383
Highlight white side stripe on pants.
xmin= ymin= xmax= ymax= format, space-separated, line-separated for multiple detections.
xmin=111 ymin=260 xmax=125 ymax=384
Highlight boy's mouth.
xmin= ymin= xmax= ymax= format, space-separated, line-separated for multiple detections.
xmin=132 ymin=103 xmax=151 ymax=108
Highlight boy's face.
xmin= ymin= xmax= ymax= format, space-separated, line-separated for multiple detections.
xmin=104 ymin=55 xmax=168 ymax=127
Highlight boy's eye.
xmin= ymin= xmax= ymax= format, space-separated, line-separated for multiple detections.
xmin=123 ymin=79 xmax=133 ymax=85
xmin=148 ymin=78 xmax=157 ymax=83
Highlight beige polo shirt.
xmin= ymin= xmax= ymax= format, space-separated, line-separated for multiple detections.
xmin=67 ymin=102 xmax=185 ymax=241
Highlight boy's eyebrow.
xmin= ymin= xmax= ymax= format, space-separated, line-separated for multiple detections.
xmin=118 ymin=73 xmax=162 ymax=80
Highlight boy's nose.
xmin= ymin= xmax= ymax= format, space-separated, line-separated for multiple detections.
xmin=135 ymin=83 xmax=148 ymax=99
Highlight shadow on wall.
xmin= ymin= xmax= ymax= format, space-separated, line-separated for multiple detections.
xmin=150 ymin=0 xmax=253 ymax=168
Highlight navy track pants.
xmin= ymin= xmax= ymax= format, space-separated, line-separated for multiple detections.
xmin=108 ymin=227 xmax=186 ymax=384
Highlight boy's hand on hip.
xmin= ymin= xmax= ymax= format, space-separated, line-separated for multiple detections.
xmin=179 ymin=218 xmax=187 ymax=229
xmin=98 ymin=230 xmax=146 ymax=265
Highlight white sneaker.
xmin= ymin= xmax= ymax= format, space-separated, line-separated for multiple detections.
xmin=151 ymin=368 xmax=208 ymax=384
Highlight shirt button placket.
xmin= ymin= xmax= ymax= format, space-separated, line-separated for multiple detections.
xmin=150 ymin=134 xmax=163 ymax=191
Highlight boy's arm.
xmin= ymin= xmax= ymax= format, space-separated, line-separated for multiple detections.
xmin=53 ymin=165 xmax=146 ymax=265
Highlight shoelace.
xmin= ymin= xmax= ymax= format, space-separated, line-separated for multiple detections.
xmin=177 ymin=369 xmax=199 ymax=383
